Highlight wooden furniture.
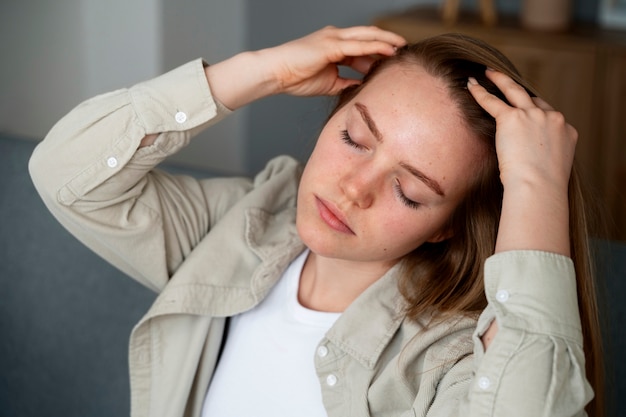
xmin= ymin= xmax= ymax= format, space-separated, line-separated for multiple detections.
xmin=442 ymin=0 xmax=497 ymax=26
xmin=374 ymin=8 xmax=626 ymax=241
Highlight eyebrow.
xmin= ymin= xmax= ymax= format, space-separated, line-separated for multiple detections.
xmin=355 ymin=102 xmax=383 ymax=143
xmin=399 ymin=162 xmax=445 ymax=197
xmin=354 ymin=102 xmax=445 ymax=197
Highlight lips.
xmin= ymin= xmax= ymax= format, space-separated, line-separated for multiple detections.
xmin=315 ymin=197 xmax=355 ymax=235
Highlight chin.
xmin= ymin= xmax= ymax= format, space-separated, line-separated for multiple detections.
xmin=296 ymin=223 xmax=345 ymax=259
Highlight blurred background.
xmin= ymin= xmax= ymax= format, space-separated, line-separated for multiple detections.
xmin=0 ymin=0 xmax=606 ymax=175
xmin=1 ymin=1 xmax=625 ymax=417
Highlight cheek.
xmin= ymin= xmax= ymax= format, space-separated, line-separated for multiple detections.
xmin=374 ymin=205 xmax=425 ymax=242
xmin=306 ymin=136 xmax=345 ymax=176
xmin=378 ymin=205 xmax=452 ymax=244
xmin=298 ymin=138 xmax=341 ymax=204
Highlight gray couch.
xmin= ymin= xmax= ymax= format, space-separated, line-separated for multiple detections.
xmin=1 ymin=133 xmax=624 ymax=416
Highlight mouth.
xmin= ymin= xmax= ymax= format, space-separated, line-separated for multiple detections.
xmin=315 ymin=197 xmax=355 ymax=235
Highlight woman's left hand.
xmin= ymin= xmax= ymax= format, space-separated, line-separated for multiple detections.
xmin=468 ymin=69 xmax=577 ymax=193
xmin=467 ymin=69 xmax=576 ymax=256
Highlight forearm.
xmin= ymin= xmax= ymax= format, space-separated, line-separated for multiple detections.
xmin=483 ymin=180 xmax=570 ymax=349
xmin=496 ymin=179 xmax=570 ymax=256
xmin=467 ymin=72 xmax=576 ymax=351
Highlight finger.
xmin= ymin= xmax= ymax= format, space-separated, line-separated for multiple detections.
xmin=485 ymin=68 xmax=535 ymax=109
xmin=327 ymin=39 xmax=399 ymax=65
xmin=467 ymin=77 xmax=510 ymax=119
xmin=335 ymin=25 xmax=406 ymax=48
xmin=341 ymin=55 xmax=377 ymax=74
xmin=532 ymin=96 xmax=554 ymax=111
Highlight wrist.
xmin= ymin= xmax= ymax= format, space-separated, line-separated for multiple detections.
xmin=497 ymin=178 xmax=571 ymax=256
xmin=205 ymin=50 xmax=278 ymax=110
xmin=500 ymin=168 xmax=570 ymax=199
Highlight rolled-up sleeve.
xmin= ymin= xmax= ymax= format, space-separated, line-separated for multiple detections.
xmin=467 ymin=250 xmax=594 ymax=416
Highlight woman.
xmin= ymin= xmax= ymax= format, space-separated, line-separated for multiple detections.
xmin=29 ymin=26 xmax=602 ymax=416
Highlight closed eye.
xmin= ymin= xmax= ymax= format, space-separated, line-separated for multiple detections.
xmin=340 ymin=130 xmax=365 ymax=150
xmin=393 ymin=179 xmax=421 ymax=210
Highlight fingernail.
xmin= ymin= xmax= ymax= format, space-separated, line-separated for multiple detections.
xmin=467 ymin=77 xmax=478 ymax=86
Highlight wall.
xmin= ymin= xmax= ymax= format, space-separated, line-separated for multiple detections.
xmin=0 ymin=0 xmax=247 ymax=174
xmin=160 ymin=0 xmax=247 ymax=173
xmin=0 ymin=0 xmax=160 ymax=140
xmin=1 ymin=0 xmax=85 ymax=140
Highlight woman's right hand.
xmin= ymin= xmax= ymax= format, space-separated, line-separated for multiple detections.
xmin=205 ymin=26 xmax=405 ymax=110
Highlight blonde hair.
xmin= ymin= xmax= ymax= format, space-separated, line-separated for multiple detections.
xmin=329 ymin=33 xmax=604 ymax=416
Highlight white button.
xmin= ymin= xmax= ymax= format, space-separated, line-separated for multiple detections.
xmin=496 ymin=290 xmax=510 ymax=303
xmin=175 ymin=111 xmax=187 ymax=124
xmin=326 ymin=374 xmax=338 ymax=386
xmin=478 ymin=376 xmax=491 ymax=390
xmin=317 ymin=345 xmax=329 ymax=358
xmin=106 ymin=156 xmax=118 ymax=168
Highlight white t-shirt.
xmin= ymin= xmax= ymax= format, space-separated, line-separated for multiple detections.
xmin=201 ymin=250 xmax=340 ymax=417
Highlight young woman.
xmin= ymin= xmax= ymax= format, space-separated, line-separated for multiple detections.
xmin=29 ymin=26 xmax=602 ymax=416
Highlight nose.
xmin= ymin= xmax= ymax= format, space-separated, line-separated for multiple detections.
xmin=339 ymin=168 xmax=376 ymax=209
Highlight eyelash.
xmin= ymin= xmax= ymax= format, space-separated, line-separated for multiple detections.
xmin=340 ymin=130 xmax=364 ymax=150
xmin=340 ymin=130 xmax=421 ymax=210
xmin=394 ymin=179 xmax=421 ymax=210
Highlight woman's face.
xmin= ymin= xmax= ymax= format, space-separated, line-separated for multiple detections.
xmin=297 ymin=64 xmax=485 ymax=268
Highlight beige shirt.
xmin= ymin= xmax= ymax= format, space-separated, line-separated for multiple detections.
xmin=29 ymin=59 xmax=593 ymax=417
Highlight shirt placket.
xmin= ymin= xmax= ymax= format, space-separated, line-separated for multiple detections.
xmin=315 ymin=338 xmax=350 ymax=416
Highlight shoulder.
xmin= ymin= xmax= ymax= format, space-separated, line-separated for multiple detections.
xmin=234 ymin=155 xmax=304 ymax=213
xmin=253 ymin=155 xmax=304 ymax=187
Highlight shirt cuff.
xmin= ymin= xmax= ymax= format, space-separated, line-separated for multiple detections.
xmin=482 ymin=250 xmax=582 ymax=343
xmin=130 ymin=58 xmax=229 ymax=135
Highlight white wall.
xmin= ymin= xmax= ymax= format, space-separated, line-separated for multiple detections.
xmin=81 ymin=0 xmax=161 ymax=98
xmin=1 ymin=0 xmax=86 ymax=140
xmin=0 ymin=0 xmax=247 ymax=174
xmin=0 ymin=0 xmax=161 ymax=139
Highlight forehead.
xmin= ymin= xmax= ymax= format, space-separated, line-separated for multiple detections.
xmin=350 ymin=64 xmax=474 ymax=146
xmin=357 ymin=64 xmax=460 ymax=122
xmin=345 ymin=65 xmax=484 ymax=196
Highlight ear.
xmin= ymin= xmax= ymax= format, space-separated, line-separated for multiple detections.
xmin=426 ymin=227 xmax=453 ymax=243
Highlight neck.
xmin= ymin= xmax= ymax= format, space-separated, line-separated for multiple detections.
xmin=298 ymin=252 xmax=396 ymax=313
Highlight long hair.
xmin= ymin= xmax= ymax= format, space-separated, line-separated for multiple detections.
xmin=329 ymin=33 xmax=604 ymax=416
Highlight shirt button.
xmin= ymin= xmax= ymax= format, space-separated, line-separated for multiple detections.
xmin=326 ymin=374 xmax=338 ymax=387
xmin=478 ymin=376 xmax=491 ymax=390
xmin=106 ymin=156 xmax=118 ymax=168
xmin=175 ymin=111 xmax=187 ymax=124
xmin=495 ymin=290 xmax=510 ymax=303
xmin=317 ymin=345 xmax=329 ymax=358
